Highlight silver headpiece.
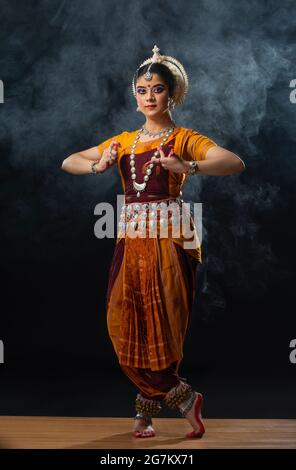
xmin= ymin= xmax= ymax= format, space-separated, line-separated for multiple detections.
xmin=132 ymin=45 xmax=189 ymax=106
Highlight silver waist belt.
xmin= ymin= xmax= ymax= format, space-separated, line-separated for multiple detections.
xmin=119 ymin=196 xmax=190 ymax=232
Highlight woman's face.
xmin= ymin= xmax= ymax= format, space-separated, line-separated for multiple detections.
xmin=135 ymin=73 xmax=170 ymax=117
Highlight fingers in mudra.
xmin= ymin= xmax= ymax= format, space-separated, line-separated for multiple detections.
xmin=146 ymin=146 xmax=177 ymax=169
xmin=150 ymin=155 xmax=161 ymax=164
xmin=107 ymin=141 xmax=120 ymax=163
xmin=159 ymin=146 xmax=176 ymax=161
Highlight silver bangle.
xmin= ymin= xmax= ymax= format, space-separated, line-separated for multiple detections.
xmin=187 ymin=160 xmax=199 ymax=175
xmin=91 ymin=161 xmax=101 ymax=174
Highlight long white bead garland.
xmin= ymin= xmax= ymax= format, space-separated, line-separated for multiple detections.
xmin=130 ymin=125 xmax=175 ymax=198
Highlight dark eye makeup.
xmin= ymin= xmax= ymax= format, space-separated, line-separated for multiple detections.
xmin=136 ymin=86 xmax=165 ymax=94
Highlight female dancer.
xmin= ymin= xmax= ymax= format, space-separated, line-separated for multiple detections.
xmin=62 ymin=45 xmax=245 ymax=439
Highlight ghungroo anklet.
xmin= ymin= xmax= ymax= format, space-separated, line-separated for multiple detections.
xmin=178 ymin=391 xmax=196 ymax=417
xmin=164 ymin=382 xmax=193 ymax=410
xmin=135 ymin=394 xmax=162 ymax=417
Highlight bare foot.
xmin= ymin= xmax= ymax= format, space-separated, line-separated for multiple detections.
xmin=184 ymin=393 xmax=205 ymax=438
xmin=133 ymin=417 xmax=155 ymax=438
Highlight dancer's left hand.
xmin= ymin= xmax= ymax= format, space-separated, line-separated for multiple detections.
xmin=146 ymin=145 xmax=187 ymax=174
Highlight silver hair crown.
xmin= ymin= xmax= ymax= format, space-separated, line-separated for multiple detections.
xmin=132 ymin=45 xmax=189 ymax=106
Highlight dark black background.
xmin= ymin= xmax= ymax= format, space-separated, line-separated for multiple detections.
xmin=0 ymin=0 xmax=295 ymax=418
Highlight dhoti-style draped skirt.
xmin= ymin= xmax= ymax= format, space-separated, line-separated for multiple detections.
xmin=106 ymin=235 xmax=198 ymax=371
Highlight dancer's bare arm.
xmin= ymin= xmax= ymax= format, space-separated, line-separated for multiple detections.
xmin=61 ymin=141 xmax=121 ymax=175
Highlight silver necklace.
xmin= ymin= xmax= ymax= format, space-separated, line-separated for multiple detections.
xmin=142 ymin=124 xmax=174 ymax=138
xmin=130 ymin=125 xmax=175 ymax=198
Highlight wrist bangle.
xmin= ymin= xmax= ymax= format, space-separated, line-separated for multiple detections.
xmin=91 ymin=161 xmax=101 ymax=174
xmin=186 ymin=160 xmax=199 ymax=175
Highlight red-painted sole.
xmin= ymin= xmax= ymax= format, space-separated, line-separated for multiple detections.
xmin=132 ymin=430 xmax=155 ymax=438
xmin=185 ymin=393 xmax=205 ymax=439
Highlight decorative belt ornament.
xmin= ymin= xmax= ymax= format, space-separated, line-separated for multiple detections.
xmin=118 ymin=197 xmax=190 ymax=236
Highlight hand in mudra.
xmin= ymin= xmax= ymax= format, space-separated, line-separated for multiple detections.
xmin=146 ymin=145 xmax=187 ymax=174
xmin=96 ymin=141 xmax=121 ymax=173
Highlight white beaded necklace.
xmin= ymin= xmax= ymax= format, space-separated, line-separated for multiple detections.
xmin=130 ymin=124 xmax=175 ymax=198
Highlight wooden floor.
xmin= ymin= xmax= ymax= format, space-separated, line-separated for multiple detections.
xmin=0 ymin=417 xmax=295 ymax=449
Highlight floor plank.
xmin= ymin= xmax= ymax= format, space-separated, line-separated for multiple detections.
xmin=0 ymin=417 xmax=296 ymax=449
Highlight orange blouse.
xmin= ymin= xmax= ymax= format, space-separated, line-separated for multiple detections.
xmin=97 ymin=126 xmax=217 ymax=195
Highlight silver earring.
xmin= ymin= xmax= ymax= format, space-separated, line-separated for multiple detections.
xmin=136 ymin=106 xmax=140 ymax=112
xmin=168 ymin=97 xmax=175 ymax=110
xmin=162 ymin=98 xmax=174 ymax=114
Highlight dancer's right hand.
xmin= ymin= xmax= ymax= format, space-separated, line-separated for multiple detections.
xmin=96 ymin=141 xmax=121 ymax=173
